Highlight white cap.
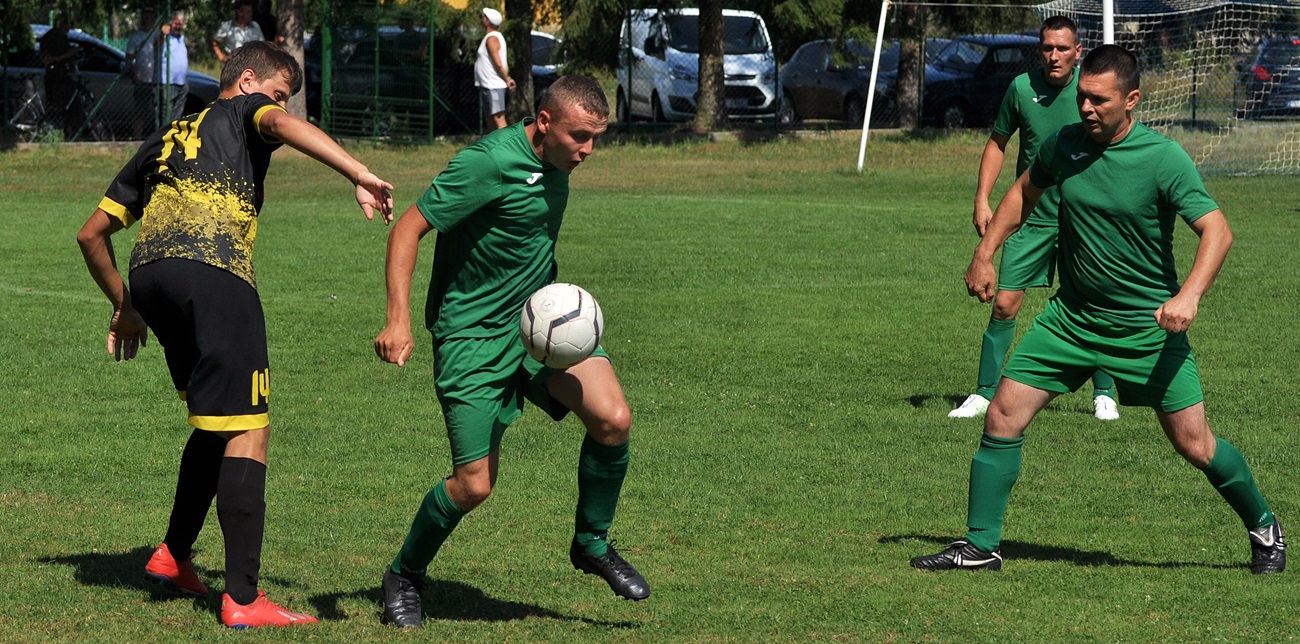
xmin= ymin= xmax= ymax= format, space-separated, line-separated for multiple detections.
xmin=482 ymin=8 xmax=503 ymax=27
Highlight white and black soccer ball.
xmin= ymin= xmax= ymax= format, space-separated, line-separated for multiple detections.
xmin=519 ymin=283 xmax=604 ymax=369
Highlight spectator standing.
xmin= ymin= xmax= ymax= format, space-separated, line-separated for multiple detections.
xmin=126 ymin=9 xmax=163 ymax=137
xmin=159 ymin=11 xmax=190 ymax=122
xmin=474 ymin=7 xmax=515 ymax=131
xmin=211 ymin=1 xmax=265 ymax=64
xmin=39 ymin=15 xmax=83 ymax=138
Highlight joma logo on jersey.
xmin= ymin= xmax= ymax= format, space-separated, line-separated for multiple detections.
xmin=251 ymin=368 xmax=270 ymax=406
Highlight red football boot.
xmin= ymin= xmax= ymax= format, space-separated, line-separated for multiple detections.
xmin=143 ymin=542 xmax=209 ymax=597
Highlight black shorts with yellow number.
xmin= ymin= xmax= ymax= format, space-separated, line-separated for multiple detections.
xmin=130 ymin=258 xmax=271 ymax=431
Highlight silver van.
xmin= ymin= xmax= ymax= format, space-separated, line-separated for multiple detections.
xmin=616 ymin=8 xmax=777 ymax=122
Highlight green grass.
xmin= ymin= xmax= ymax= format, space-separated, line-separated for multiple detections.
xmin=2 ymin=131 xmax=1297 ymax=640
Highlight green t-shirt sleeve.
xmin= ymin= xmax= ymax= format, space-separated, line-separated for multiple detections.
xmin=1028 ymin=130 xmax=1060 ymax=190
xmin=1158 ymin=141 xmax=1219 ymax=224
xmin=416 ymin=148 xmax=502 ymax=232
xmin=990 ymin=79 xmax=1020 ymax=138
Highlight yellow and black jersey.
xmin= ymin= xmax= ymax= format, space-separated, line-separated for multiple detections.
xmin=98 ymin=93 xmax=286 ymax=290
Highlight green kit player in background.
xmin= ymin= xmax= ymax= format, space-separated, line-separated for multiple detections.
xmin=373 ymin=75 xmax=649 ymax=629
xmin=77 ymin=41 xmax=395 ymax=628
xmin=950 ymin=16 xmax=1120 ymax=421
xmin=913 ymin=45 xmax=1285 ymax=574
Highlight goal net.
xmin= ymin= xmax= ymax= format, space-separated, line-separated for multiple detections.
xmin=1036 ymin=0 xmax=1300 ymax=175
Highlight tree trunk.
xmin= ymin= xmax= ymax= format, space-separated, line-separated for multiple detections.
xmin=692 ymin=0 xmax=725 ymax=132
xmin=895 ymin=4 xmax=923 ymax=131
xmin=505 ymin=0 xmax=534 ymax=122
xmin=279 ymin=0 xmax=306 ymax=118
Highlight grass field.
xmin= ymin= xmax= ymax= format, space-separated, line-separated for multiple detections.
xmin=1 ymin=130 xmax=1297 ymax=641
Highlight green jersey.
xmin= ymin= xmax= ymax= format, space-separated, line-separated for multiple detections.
xmin=1029 ymin=121 xmax=1219 ymax=328
xmin=992 ymin=68 xmax=1080 ymax=227
xmin=417 ymin=120 xmax=569 ymax=340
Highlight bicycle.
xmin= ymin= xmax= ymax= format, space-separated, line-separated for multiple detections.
xmin=6 ymin=72 xmax=113 ymax=143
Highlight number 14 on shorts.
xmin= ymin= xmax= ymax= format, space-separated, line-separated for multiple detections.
xmin=250 ymin=368 xmax=269 ymax=406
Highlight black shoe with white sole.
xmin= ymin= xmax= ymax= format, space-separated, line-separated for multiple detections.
xmin=910 ymin=540 xmax=1003 ymax=571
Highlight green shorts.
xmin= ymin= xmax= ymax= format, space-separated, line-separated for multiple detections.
xmin=1002 ymin=298 xmax=1204 ymax=412
xmin=433 ymin=331 xmax=610 ymax=465
xmin=997 ymin=223 xmax=1058 ymax=291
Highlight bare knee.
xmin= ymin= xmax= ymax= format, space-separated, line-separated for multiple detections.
xmin=447 ymin=470 xmax=493 ymax=511
xmin=992 ymin=291 xmax=1024 ymax=320
xmin=1171 ymin=434 xmax=1216 ymax=468
xmin=586 ymin=403 xmax=632 ymax=446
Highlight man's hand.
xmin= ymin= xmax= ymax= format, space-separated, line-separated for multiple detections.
xmin=972 ymin=201 xmax=994 ymax=237
xmin=355 ymin=171 xmax=395 ymax=224
xmin=108 ymin=307 xmax=148 ymax=361
xmin=1154 ymin=292 xmax=1199 ymax=333
xmin=965 ymin=258 xmax=997 ymax=303
xmin=375 ymin=324 xmax=415 ymax=367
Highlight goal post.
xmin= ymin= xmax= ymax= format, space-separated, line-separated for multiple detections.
xmin=858 ymin=0 xmax=1300 ymax=176
xmin=1037 ymin=0 xmax=1300 ymax=175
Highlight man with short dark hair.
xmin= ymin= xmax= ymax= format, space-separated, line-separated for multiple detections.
xmin=950 ymin=16 xmax=1120 ymax=421
xmin=77 ymin=41 xmax=395 ymax=627
xmin=374 ymin=75 xmax=649 ymax=629
xmin=911 ymin=44 xmax=1285 ymax=575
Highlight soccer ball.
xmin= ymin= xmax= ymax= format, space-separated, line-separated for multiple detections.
xmin=519 ymin=283 xmax=604 ymax=369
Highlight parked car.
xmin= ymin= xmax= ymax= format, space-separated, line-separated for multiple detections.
xmin=779 ymin=37 xmax=949 ymax=124
xmin=616 ymin=8 xmax=778 ymax=122
xmin=531 ymin=30 xmax=561 ymax=106
xmin=1235 ymin=37 xmax=1300 ymax=120
xmin=4 ymin=24 xmax=220 ymax=140
xmin=880 ymin=34 xmax=1039 ymax=128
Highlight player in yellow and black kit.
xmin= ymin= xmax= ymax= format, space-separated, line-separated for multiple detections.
xmin=76 ymin=41 xmax=394 ymax=629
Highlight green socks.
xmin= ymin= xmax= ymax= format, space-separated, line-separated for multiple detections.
xmin=574 ymin=436 xmax=630 ymax=556
xmin=1091 ymin=370 xmax=1116 ymax=398
xmin=965 ymin=433 xmax=1024 ymax=552
xmin=392 ymin=479 xmax=466 ymax=577
xmin=976 ymin=317 xmax=1017 ymax=399
xmin=1201 ymin=438 xmax=1275 ymax=530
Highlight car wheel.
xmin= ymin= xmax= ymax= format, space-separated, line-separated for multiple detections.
xmin=940 ymin=101 xmax=968 ymax=128
xmin=779 ymin=92 xmax=798 ymax=124
xmin=617 ymin=89 xmax=632 ymax=123
xmin=651 ymin=91 xmax=666 ymax=123
xmin=844 ymin=95 xmax=866 ymax=125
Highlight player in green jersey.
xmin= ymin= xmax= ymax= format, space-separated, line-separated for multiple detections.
xmin=77 ymin=42 xmax=395 ymax=627
xmin=373 ymin=75 xmax=648 ymax=629
xmin=950 ymin=16 xmax=1120 ymax=421
xmin=913 ymin=45 xmax=1285 ymax=574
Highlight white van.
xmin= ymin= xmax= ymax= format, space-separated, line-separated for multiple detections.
xmin=616 ymin=8 xmax=778 ymax=122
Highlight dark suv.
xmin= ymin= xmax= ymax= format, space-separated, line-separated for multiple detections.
xmin=1235 ymin=37 xmax=1300 ymax=120
xmin=879 ymin=34 xmax=1038 ymax=128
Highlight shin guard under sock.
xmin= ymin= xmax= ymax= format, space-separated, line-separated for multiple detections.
xmin=216 ymin=457 xmax=266 ymax=605
xmin=965 ymin=433 xmax=1024 ymax=552
xmin=393 ymin=479 xmax=466 ymax=577
xmin=164 ymin=429 xmax=226 ymax=562
xmin=1201 ymin=438 xmax=1275 ymax=530
xmin=574 ymin=436 xmax=630 ymax=556
xmin=976 ymin=317 xmax=1017 ymax=400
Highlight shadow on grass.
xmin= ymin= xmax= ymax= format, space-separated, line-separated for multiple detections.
xmin=309 ymin=579 xmax=641 ymax=628
xmin=881 ymin=534 xmax=1238 ymax=570
xmin=907 ymin=393 xmax=972 ymax=410
xmin=37 ymin=545 xmax=304 ymax=607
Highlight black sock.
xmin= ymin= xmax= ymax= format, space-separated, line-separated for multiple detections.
xmin=216 ymin=457 xmax=266 ymax=606
xmin=163 ymin=429 xmax=226 ymax=561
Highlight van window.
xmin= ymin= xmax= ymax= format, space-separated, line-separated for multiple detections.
xmin=662 ymin=15 xmax=769 ymax=55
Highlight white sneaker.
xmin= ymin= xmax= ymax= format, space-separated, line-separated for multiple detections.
xmin=949 ymin=394 xmax=990 ymax=418
xmin=1094 ymin=394 xmax=1119 ymax=421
